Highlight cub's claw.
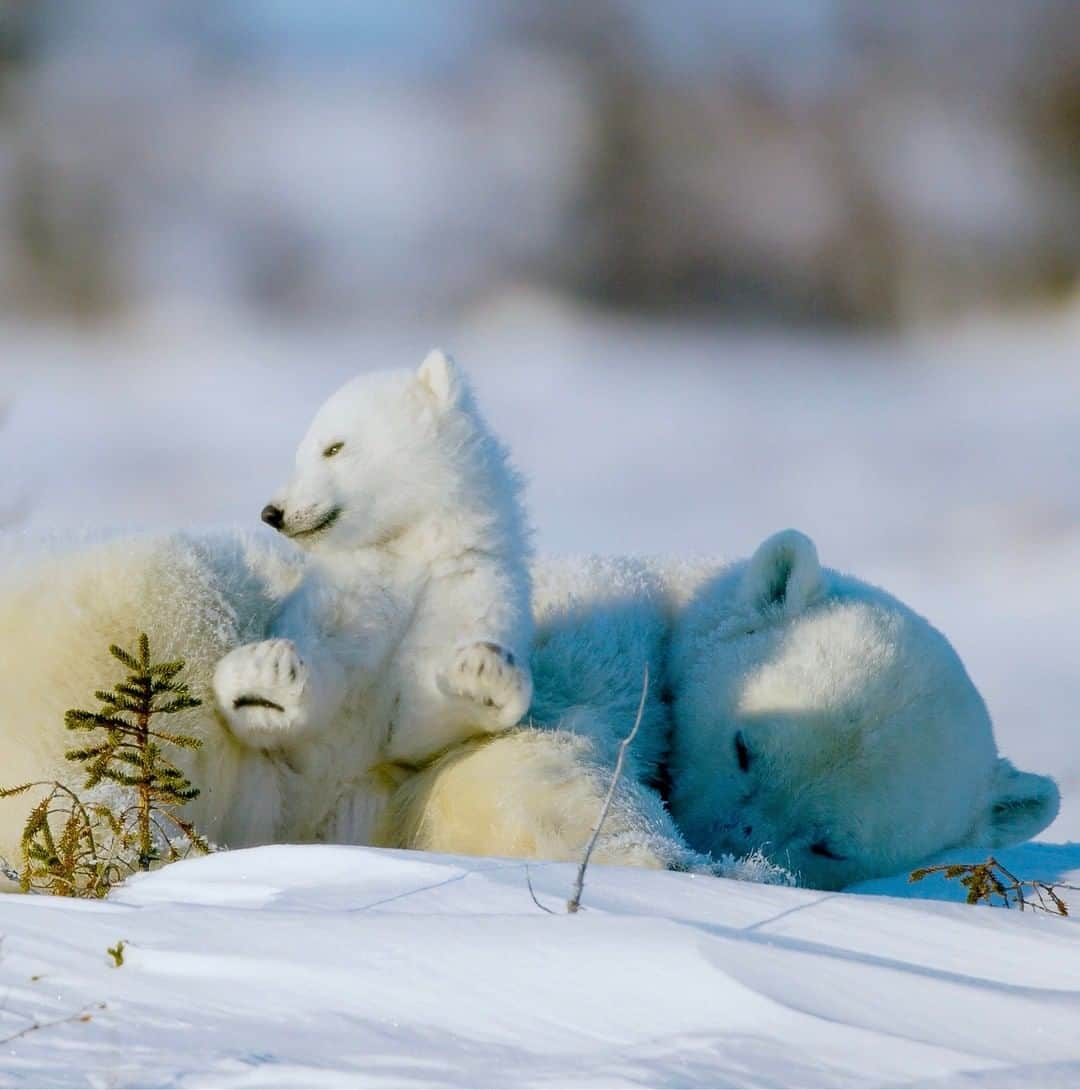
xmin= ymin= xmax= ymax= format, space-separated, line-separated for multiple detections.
xmin=213 ymin=639 xmax=311 ymax=745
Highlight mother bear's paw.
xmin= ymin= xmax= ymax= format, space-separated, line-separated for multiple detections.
xmin=213 ymin=639 xmax=312 ymax=746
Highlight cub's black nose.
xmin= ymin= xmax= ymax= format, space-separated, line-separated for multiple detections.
xmin=261 ymin=504 xmax=285 ymax=530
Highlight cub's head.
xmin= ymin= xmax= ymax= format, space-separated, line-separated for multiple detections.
xmin=668 ymin=529 xmax=1059 ymax=890
xmin=262 ymin=350 xmax=524 ymax=556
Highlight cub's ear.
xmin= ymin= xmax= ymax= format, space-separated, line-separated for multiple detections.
xmin=739 ymin=529 xmax=823 ymax=615
xmin=417 ymin=348 xmax=464 ymax=408
xmin=986 ymin=758 xmax=1059 ymax=847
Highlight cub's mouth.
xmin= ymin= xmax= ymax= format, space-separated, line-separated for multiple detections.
xmin=287 ymin=506 xmax=342 ymax=540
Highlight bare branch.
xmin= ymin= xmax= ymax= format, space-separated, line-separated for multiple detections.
xmin=910 ymin=856 xmax=1076 ymax=916
xmin=567 ymin=663 xmax=649 ymax=914
xmin=0 ymin=1002 xmax=106 ymax=1047
xmin=524 ymin=864 xmax=555 ymax=915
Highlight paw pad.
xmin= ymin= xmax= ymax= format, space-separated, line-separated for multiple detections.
xmin=440 ymin=640 xmax=532 ymax=727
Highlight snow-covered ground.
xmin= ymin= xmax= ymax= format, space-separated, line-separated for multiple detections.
xmin=0 ymin=843 xmax=1078 ymax=1088
xmin=1 ymin=302 xmax=1078 ymax=1086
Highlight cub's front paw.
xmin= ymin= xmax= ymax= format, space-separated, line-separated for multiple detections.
xmin=438 ymin=641 xmax=532 ymax=729
xmin=213 ymin=639 xmax=310 ymax=746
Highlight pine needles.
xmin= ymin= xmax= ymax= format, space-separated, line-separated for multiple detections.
xmin=0 ymin=634 xmax=209 ymax=896
xmin=65 ymin=634 xmax=206 ymax=869
xmin=909 ymin=856 xmax=1076 ymax=916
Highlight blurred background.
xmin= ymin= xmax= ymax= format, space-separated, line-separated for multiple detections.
xmin=1 ymin=2 xmax=1078 ymax=837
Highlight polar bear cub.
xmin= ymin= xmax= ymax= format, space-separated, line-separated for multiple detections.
xmin=213 ymin=349 xmax=533 ymax=764
xmin=667 ymin=530 xmax=1059 ymax=890
xmin=0 ymin=351 xmax=533 ymax=867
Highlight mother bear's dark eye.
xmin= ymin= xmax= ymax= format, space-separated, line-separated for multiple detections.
xmin=810 ymin=841 xmax=847 ymax=861
xmin=323 ymin=442 xmax=344 ymax=458
xmin=734 ymin=730 xmax=751 ymax=772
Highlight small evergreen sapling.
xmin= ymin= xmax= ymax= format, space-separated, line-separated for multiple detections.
xmin=64 ymin=634 xmax=207 ymax=869
xmin=0 ymin=634 xmax=209 ymax=896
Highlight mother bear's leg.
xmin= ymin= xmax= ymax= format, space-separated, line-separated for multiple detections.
xmin=379 ymin=727 xmax=696 ymax=870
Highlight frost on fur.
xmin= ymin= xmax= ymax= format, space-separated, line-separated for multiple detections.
xmin=711 ymin=850 xmax=797 ymax=887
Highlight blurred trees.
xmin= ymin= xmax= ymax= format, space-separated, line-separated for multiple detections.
xmin=0 ymin=1 xmax=124 ymax=319
xmin=513 ymin=0 xmax=1080 ymax=323
xmin=0 ymin=1 xmax=1076 ymax=327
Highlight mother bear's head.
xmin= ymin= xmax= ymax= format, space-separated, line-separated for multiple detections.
xmin=667 ymin=529 xmax=1059 ymax=890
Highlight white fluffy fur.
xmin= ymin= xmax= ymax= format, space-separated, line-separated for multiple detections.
xmin=0 ymin=351 xmax=533 ymax=875
xmin=667 ymin=529 xmax=1060 ymax=890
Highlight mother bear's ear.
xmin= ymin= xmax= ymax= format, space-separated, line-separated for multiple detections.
xmin=985 ymin=758 xmax=1060 ymax=847
xmin=738 ymin=529 xmax=824 ymax=616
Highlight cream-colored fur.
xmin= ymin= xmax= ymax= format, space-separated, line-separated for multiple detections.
xmin=0 ymin=532 xmax=312 ymax=861
xmin=381 ymin=730 xmax=682 ymax=870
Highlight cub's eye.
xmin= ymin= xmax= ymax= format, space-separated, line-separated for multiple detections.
xmin=322 ymin=442 xmax=344 ymax=459
xmin=734 ymin=730 xmax=751 ymax=772
xmin=809 ymin=841 xmax=847 ymax=861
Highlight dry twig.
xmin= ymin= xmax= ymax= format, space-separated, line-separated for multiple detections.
xmin=0 ymin=1003 xmax=106 ymax=1047
xmin=0 ymin=856 xmax=24 ymax=886
xmin=524 ymin=864 xmax=555 ymax=915
xmin=567 ymin=663 xmax=649 ymax=914
xmin=909 ymin=855 xmax=1077 ymax=915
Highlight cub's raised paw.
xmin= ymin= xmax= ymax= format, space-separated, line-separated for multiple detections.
xmin=213 ymin=639 xmax=311 ymax=745
xmin=438 ymin=641 xmax=532 ymax=729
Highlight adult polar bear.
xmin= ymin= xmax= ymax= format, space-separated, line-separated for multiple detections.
xmin=0 ymin=351 xmax=536 ymax=867
xmin=390 ymin=533 xmax=1059 ymax=889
